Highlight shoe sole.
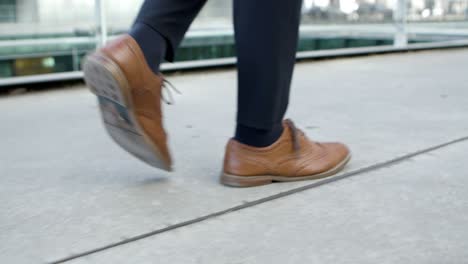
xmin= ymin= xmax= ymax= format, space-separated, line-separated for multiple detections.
xmin=220 ymin=153 xmax=351 ymax=187
xmin=83 ymin=53 xmax=171 ymax=171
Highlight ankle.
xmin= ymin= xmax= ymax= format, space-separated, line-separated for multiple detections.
xmin=234 ymin=123 xmax=283 ymax=147
xmin=129 ymin=23 xmax=167 ymax=73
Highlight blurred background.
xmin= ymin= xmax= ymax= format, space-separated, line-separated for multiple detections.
xmin=1 ymin=0 xmax=468 ymax=85
xmin=2 ymin=3 xmax=468 ymax=263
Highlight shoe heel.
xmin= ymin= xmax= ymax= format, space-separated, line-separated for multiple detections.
xmin=220 ymin=173 xmax=272 ymax=187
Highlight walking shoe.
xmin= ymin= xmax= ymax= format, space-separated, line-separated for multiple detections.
xmin=83 ymin=35 xmax=172 ymax=171
xmin=221 ymin=119 xmax=351 ymax=187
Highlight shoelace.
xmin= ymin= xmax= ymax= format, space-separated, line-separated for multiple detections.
xmin=161 ymin=78 xmax=181 ymax=105
xmin=284 ymin=119 xmax=302 ymax=153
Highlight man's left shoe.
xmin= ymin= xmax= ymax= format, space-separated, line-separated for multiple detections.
xmin=221 ymin=119 xmax=351 ymax=187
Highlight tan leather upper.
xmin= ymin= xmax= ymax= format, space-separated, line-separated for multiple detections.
xmin=223 ymin=120 xmax=350 ymax=177
xmin=100 ymin=35 xmax=172 ymax=166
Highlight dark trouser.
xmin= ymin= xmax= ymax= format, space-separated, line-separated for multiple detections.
xmin=133 ymin=0 xmax=302 ymax=132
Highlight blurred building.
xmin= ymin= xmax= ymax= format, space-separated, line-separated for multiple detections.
xmin=0 ymin=0 xmax=231 ymax=36
xmin=301 ymin=0 xmax=467 ymax=22
xmin=2 ymin=0 xmax=467 ymax=32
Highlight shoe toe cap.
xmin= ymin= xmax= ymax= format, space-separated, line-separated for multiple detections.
xmin=295 ymin=142 xmax=350 ymax=176
xmin=326 ymin=142 xmax=351 ymax=161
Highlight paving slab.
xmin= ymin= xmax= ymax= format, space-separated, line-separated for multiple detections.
xmin=1 ymin=49 xmax=468 ymax=263
xmin=70 ymin=140 xmax=468 ymax=264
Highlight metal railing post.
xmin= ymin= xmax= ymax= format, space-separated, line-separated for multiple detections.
xmin=394 ymin=0 xmax=408 ymax=47
xmin=72 ymin=48 xmax=79 ymax=71
xmin=95 ymin=0 xmax=108 ymax=47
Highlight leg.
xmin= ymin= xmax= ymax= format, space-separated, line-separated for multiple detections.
xmin=234 ymin=0 xmax=303 ymax=147
xmin=222 ymin=0 xmax=351 ymax=187
xmin=130 ymin=0 xmax=208 ymax=72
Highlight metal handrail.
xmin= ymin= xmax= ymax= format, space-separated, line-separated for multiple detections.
xmin=2 ymin=38 xmax=468 ymax=87
xmin=0 ymin=37 xmax=96 ymax=48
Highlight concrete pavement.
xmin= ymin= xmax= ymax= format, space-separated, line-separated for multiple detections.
xmin=1 ymin=48 xmax=468 ymax=263
xmin=70 ymin=140 xmax=468 ymax=264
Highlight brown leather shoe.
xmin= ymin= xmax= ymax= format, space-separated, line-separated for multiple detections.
xmin=83 ymin=35 xmax=172 ymax=171
xmin=221 ymin=119 xmax=351 ymax=187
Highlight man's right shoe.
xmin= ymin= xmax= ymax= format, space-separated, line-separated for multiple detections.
xmin=221 ymin=119 xmax=351 ymax=187
xmin=83 ymin=35 xmax=172 ymax=171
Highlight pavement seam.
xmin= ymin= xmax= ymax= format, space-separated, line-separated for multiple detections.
xmin=50 ymin=135 xmax=468 ymax=264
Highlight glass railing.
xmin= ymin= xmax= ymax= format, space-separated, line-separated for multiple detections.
xmin=1 ymin=0 xmax=468 ymax=84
